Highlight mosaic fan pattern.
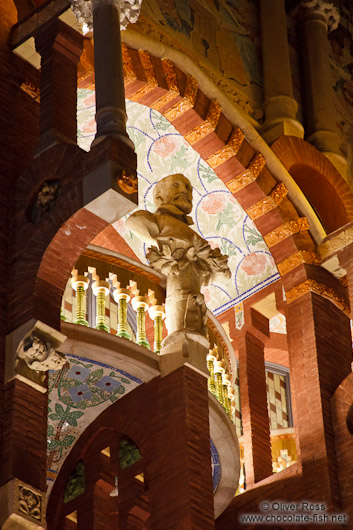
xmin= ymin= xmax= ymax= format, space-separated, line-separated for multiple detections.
xmin=47 ymin=355 xmax=142 ymax=491
xmin=77 ymin=90 xmax=280 ymax=316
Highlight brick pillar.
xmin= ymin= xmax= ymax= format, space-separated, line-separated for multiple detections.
xmin=77 ymin=480 xmax=119 ymax=529
xmin=286 ymin=291 xmax=352 ymax=509
xmin=35 ymin=19 xmax=83 ymax=148
xmin=236 ymin=308 xmax=272 ymax=486
xmin=0 ymin=378 xmax=48 ymax=528
xmin=149 ymin=366 xmax=215 ymax=530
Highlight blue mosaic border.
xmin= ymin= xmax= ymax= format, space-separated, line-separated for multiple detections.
xmin=67 ymin=354 xmax=143 ymax=384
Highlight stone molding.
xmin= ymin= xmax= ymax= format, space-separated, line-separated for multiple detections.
xmin=247 ymin=182 xmax=288 ymax=220
xmin=285 ymin=279 xmax=350 ymax=315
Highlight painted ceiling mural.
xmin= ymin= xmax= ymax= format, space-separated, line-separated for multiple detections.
xmin=136 ymin=0 xmax=263 ymax=122
xmin=77 ymin=89 xmax=280 ymax=317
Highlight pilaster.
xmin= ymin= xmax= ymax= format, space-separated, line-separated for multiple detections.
xmin=235 ymin=308 xmax=272 ymax=486
xmin=35 ymin=19 xmax=83 ymax=151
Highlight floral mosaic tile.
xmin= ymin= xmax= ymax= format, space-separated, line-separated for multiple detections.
xmin=77 ymin=90 xmax=280 ymax=316
xmin=269 ymin=313 xmax=287 ymax=334
xmin=47 ymin=354 xmax=142 ymax=491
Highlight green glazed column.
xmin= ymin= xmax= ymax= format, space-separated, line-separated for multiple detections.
xmin=72 ymin=275 xmax=90 ymax=326
xmin=131 ymin=296 xmax=150 ymax=349
xmin=206 ymin=349 xmax=217 ymax=396
xmin=92 ymin=280 xmax=110 ymax=332
xmin=113 ymin=287 xmax=132 ymax=340
xmin=148 ymin=305 xmax=165 ymax=354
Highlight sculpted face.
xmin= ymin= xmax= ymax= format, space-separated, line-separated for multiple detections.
xmin=153 ymin=174 xmax=193 ymax=214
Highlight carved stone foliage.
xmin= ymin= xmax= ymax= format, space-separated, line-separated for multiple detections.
xmin=30 ymin=179 xmax=61 ymax=224
xmin=70 ymin=0 xmax=142 ymax=30
xmin=18 ymin=485 xmax=42 ymax=521
xmin=16 ymin=333 xmax=66 ymax=372
xmin=298 ymin=0 xmax=340 ymax=31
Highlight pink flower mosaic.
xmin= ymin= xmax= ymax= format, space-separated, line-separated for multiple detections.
xmin=153 ymin=136 xmax=177 ymax=157
xmin=201 ymin=194 xmax=226 ymax=214
xmin=241 ymin=253 xmax=269 ymax=276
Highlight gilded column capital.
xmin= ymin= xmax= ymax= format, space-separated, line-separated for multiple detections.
xmin=298 ymin=0 xmax=340 ymax=32
xmin=70 ymin=0 xmax=142 ymax=31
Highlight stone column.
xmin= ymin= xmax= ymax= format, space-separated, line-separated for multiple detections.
xmin=259 ymin=0 xmax=304 ymax=144
xmin=91 ymin=0 xmax=134 ymax=149
xmin=297 ymin=0 xmax=347 ymax=178
xmin=35 ymin=19 xmax=83 ymax=151
xmin=235 ymin=308 xmax=272 ymax=486
xmin=286 ymin=289 xmax=352 ymax=508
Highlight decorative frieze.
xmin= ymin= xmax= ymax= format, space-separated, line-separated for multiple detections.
xmin=286 ymin=279 xmax=350 ymax=315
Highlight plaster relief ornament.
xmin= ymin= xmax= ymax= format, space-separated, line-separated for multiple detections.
xmin=70 ymin=0 xmax=142 ymax=31
xmin=31 ymin=180 xmax=61 ymax=224
xmin=16 ymin=334 xmax=66 ymax=372
xmin=125 ymin=174 xmax=231 ymax=340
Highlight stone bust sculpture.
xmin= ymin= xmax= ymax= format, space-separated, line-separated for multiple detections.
xmin=16 ymin=334 xmax=66 ymax=372
xmin=126 ymin=174 xmax=231 ymax=339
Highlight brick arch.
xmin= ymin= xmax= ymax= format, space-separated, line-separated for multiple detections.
xmin=9 ymin=142 xmax=108 ymax=333
xmin=271 ymin=136 xmax=353 ymax=234
xmin=103 ymin=45 xmax=350 ymax=308
xmin=47 ymin=380 xmax=156 ymax=528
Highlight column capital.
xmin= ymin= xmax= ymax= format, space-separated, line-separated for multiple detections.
xmin=297 ymin=0 xmax=340 ymax=32
xmin=70 ymin=0 xmax=143 ymax=31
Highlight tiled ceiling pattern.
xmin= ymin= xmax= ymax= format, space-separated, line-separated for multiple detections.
xmin=77 ymin=89 xmax=279 ymax=316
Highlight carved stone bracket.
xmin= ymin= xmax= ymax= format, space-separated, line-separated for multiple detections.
xmin=6 ymin=320 xmax=67 ymax=387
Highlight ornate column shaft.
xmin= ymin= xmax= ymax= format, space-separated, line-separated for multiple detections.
xmin=92 ymin=280 xmax=110 ymax=332
xmin=131 ymin=296 xmax=150 ymax=349
xmin=113 ymin=287 xmax=131 ymax=339
xmin=149 ymin=305 xmax=165 ymax=354
xmin=206 ymin=348 xmax=217 ymax=395
xmin=72 ymin=275 xmax=89 ymax=326
xmin=259 ymin=0 xmax=304 ymax=143
xmin=297 ymin=0 xmax=347 ymax=177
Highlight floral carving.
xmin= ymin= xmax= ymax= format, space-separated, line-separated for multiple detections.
xmin=18 ymin=485 xmax=42 ymax=521
xmin=31 ymin=180 xmax=61 ymax=224
xmin=147 ymin=236 xmax=230 ymax=284
xmin=70 ymin=0 xmax=143 ymax=31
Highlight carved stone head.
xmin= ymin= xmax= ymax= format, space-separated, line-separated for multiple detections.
xmin=17 ymin=334 xmax=66 ymax=372
xmin=153 ymin=174 xmax=193 ymax=214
